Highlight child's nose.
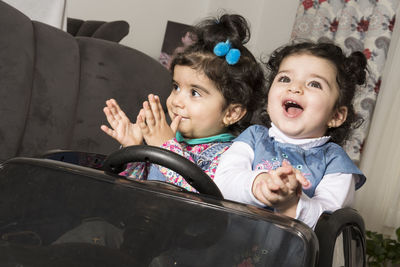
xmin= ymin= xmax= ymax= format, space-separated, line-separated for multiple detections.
xmin=288 ymin=84 xmax=303 ymax=94
xmin=171 ymin=92 xmax=185 ymax=107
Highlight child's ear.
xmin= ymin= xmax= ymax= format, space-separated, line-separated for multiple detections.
xmin=223 ymin=104 xmax=247 ymax=126
xmin=328 ymin=106 xmax=348 ymax=128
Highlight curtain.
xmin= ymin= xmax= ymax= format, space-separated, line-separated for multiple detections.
xmin=355 ymin=18 xmax=400 ymax=236
xmin=290 ymin=0 xmax=400 ymax=235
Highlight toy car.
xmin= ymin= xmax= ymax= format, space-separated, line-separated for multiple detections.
xmin=0 ymin=146 xmax=365 ymax=266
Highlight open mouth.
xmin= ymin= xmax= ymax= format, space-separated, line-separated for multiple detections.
xmin=283 ymin=100 xmax=303 ymax=117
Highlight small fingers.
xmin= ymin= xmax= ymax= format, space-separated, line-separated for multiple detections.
xmin=284 ymin=174 xmax=300 ymax=193
xmin=265 ymin=173 xmax=280 ymax=191
xmin=107 ymin=99 xmax=120 ymax=118
xmin=253 ymin=181 xmax=273 ymax=206
xmin=281 ymin=160 xmax=291 ymax=168
xmin=268 ymin=170 xmax=288 ymax=193
xmin=281 ymin=161 xmax=310 ymax=189
xmin=295 ymin=169 xmax=312 ymax=189
xmin=105 ymin=99 xmax=128 ymax=123
xmin=148 ymin=94 xmax=162 ymax=121
xmin=100 ymin=125 xmax=117 ymax=139
xmin=170 ymin=115 xmax=181 ymax=133
xmin=137 ymin=109 xmax=150 ymax=135
xmin=103 ymin=106 xmax=112 ymax=118
xmin=103 ymin=107 xmax=119 ymax=129
xmin=275 ymin=164 xmax=294 ymax=177
xmin=154 ymin=95 xmax=167 ymax=121
xmin=143 ymin=101 xmax=156 ymax=127
xmin=261 ymin=182 xmax=281 ymax=205
xmin=100 ymin=125 xmax=111 ymax=135
xmin=253 ymin=173 xmax=291 ymax=207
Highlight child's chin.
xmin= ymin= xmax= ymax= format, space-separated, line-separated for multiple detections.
xmin=178 ymin=130 xmax=197 ymax=139
xmin=177 ymin=127 xmax=190 ymax=136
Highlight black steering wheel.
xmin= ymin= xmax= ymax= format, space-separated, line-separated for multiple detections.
xmin=102 ymin=145 xmax=223 ymax=199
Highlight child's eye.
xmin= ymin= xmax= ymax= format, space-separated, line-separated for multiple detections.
xmin=278 ymin=75 xmax=290 ymax=83
xmin=172 ymin=83 xmax=181 ymax=92
xmin=191 ymin=89 xmax=201 ymax=97
xmin=308 ymin=81 xmax=322 ymax=89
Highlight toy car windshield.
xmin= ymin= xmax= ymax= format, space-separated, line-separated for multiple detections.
xmin=0 ymin=146 xmax=319 ymax=267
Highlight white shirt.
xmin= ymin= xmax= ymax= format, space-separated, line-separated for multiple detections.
xmin=214 ymin=124 xmax=355 ymax=229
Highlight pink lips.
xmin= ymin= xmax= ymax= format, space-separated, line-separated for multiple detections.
xmin=173 ymin=112 xmax=188 ymax=120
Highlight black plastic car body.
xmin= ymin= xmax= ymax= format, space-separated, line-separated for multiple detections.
xmin=0 ymin=146 xmax=365 ymax=266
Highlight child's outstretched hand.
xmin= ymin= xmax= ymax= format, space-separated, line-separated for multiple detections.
xmin=100 ymin=98 xmax=143 ymax=147
xmin=252 ymin=161 xmax=311 ymax=217
xmin=137 ymin=94 xmax=181 ymax=147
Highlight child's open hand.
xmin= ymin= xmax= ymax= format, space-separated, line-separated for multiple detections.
xmin=100 ymin=99 xmax=143 ymax=147
xmin=137 ymin=94 xmax=181 ymax=147
xmin=252 ymin=161 xmax=311 ymax=217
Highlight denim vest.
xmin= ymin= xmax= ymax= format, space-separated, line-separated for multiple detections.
xmin=235 ymin=125 xmax=366 ymax=197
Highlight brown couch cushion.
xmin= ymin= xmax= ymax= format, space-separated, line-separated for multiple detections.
xmin=68 ymin=17 xmax=130 ymax=43
xmin=0 ymin=1 xmax=171 ymax=161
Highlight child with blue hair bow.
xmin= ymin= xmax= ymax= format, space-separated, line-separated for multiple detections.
xmin=101 ymin=13 xmax=266 ymax=191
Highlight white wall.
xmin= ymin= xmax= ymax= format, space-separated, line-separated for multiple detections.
xmin=66 ymin=0 xmax=298 ymax=60
xmin=4 ymin=0 xmax=67 ymax=29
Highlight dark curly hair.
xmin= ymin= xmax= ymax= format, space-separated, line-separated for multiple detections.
xmin=262 ymin=41 xmax=367 ymax=145
xmin=170 ymin=13 xmax=266 ymax=136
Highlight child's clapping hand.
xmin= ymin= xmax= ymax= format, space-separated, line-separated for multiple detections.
xmin=137 ymin=94 xmax=181 ymax=147
xmin=101 ymin=98 xmax=143 ymax=147
xmin=252 ymin=161 xmax=311 ymax=216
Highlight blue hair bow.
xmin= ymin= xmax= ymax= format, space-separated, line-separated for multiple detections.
xmin=213 ymin=40 xmax=241 ymax=65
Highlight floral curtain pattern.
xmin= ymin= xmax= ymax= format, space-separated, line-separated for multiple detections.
xmin=290 ymin=0 xmax=399 ymax=163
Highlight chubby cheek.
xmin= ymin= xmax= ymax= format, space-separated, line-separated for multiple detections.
xmin=266 ymin=95 xmax=280 ymax=119
xmin=166 ymin=94 xmax=172 ymax=107
xmin=312 ymin=96 xmax=335 ymax=118
xmin=166 ymin=95 xmax=174 ymax=116
xmin=266 ymin=97 xmax=275 ymax=112
xmin=267 ymin=88 xmax=279 ymax=105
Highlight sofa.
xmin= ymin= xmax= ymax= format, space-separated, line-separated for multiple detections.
xmin=66 ymin=17 xmax=130 ymax=42
xmin=0 ymin=0 xmax=172 ymax=161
